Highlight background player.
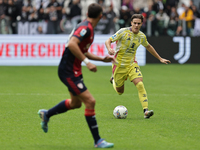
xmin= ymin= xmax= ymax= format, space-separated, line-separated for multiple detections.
xmin=105 ymin=14 xmax=171 ymax=119
xmin=38 ymin=3 xmax=115 ymax=148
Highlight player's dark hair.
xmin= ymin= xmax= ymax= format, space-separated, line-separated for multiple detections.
xmin=88 ymin=3 xmax=103 ymax=18
xmin=131 ymin=14 xmax=144 ymax=22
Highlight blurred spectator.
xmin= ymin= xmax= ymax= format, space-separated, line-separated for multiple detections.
xmin=62 ymin=0 xmax=71 ymax=18
xmin=0 ymin=0 xmax=11 ymax=34
xmin=166 ymin=0 xmax=179 ymax=8
xmin=95 ymin=12 xmax=110 ymax=34
xmin=140 ymin=12 xmax=147 ymax=34
xmin=167 ymin=6 xmax=179 ymax=36
xmin=148 ymin=11 xmax=157 ymax=36
xmin=104 ymin=0 xmax=121 ymax=17
xmin=122 ymin=0 xmax=134 ymax=15
xmin=191 ymin=4 xmax=200 ymax=19
xmin=177 ymin=2 xmax=186 ymax=16
xmin=133 ymin=7 xmax=143 ymax=14
xmin=98 ymin=0 xmax=106 ymax=12
xmin=0 ymin=0 xmax=6 ymax=18
xmin=36 ymin=0 xmax=50 ymax=20
xmin=37 ymin=25 xmax=43 ymax=34
xmin=5 ymin=0 xmax=18 ymax=34
xmin=46 ymin=0 xmax=62 ymax=34
xmin=155 ymin=8 xmax=169 ymax=35
xmin=106 ymin=4 xmax=118 ymax=33
xmin=165 ymin=0 xmax=179 ymax=15
xmin=69 ymin=0 xmax=81 ymax=28
xmin=190 ymin=1 xmax=200 ymax=26
xmin=22 ymin=0 xmax=38 ymax=22
xmin=119 ymin=5 xmax=131 ymax=28
xmin=179 ymin=3 xmax=194 ymax=36
xmin=191 ymin=4 xmax=200 ymax=36
xmin=153 ymin=0 xmax=166 ymax=13
xmin=80 ymin=0 xmax=96 ymax=20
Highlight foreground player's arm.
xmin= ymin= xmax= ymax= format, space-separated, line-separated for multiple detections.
xmin=86 ymin=52 xmax=116 ymax=63
xmin=68 ymin=36 xmax=97 ymax=72
xmin=145 ymin=44 xmax=171 ymax=64
xmin=105 ymin=38 xmax=115 ymax=55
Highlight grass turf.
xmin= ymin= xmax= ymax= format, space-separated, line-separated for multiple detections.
xmin=0 ymin=64 xmax=199 ymax=150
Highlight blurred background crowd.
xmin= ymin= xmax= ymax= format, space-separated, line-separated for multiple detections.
xmin=0 ymin=0 xmax=200 ymax=36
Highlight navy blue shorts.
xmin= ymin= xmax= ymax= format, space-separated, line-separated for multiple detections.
xmin=58 ymin=73 xmax=87 ymax=96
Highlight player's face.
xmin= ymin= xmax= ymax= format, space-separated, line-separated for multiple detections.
xmin=131 ymin=18 xmax=142 ymax=34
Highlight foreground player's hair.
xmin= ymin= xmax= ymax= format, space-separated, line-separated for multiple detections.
xmin=88 ymin=3 xmax=103 ymax=18
xmin=131 ymin=14 xmax=144 ymax=22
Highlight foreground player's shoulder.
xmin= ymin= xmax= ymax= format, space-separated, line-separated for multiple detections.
xmin=73 ymin=21 xmax=91 ymax=39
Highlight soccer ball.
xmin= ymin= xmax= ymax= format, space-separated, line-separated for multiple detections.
xmin=113 ymin=105 xmax=128 ymax=119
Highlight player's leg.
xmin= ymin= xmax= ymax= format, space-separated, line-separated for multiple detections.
xmin=132 ymin=77 xmax=148 ymax=110
xmin=129 ymin=64 xmax=154 ymax=118
xmin=111 ymin=65 xmax=126 ymax=95
xmin=46 ymin=92 xmax=81 ymax=118
xmin=113 ymin=80 xmax=124 ymax=95
xmin=38 ymin=92 xmax=81 ymax=133
xmin=77 ymin=90 xmax=114 ymax=148
xmin=38 ymin=74 xmax=83 ymax=133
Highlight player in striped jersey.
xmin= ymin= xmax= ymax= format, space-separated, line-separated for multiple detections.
xmin=105 ymin=14 xmax=171 ymax=119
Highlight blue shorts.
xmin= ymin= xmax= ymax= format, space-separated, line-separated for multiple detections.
xmin=58 ymin=73 xmax=87 ymax=96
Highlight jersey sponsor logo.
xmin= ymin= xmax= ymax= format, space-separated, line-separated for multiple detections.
xmin=111 ymin=34 xmax=117 ymax=39
xmin=77 ymin=83 xmax=84 ymax=89
xmin=80 ymin=29 xmax=87 ymax=36
xmin=127 ymin=37 xmax=131 ymax=40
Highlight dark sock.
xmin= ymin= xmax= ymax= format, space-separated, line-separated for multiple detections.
xmin=85 ymin=109 xmax=101 ymax=144
xmin=46 ymin=100 xmax=70 ymax=118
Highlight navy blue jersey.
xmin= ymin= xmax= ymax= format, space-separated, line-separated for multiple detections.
xmin=59 ymin=20 xmax=94 ymax=77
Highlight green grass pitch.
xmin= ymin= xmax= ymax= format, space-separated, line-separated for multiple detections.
xmin=0 ymin=64 xmax=200 ymax=150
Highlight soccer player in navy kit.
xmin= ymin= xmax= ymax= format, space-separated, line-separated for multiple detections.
xmin=37 ymin=3 xmax=115 ymax=148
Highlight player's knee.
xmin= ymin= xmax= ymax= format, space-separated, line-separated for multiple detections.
xmin=116 ymin=88 xmax=124 ymax=94
xmin=90 ymin=98 xmax=96 ymax=106
xmin=86 ymin=98 xmax=96 ymax=108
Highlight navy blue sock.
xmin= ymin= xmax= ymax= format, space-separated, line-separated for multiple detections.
xmin=46 ymin=100 xmax=69 ymax=118
xmin=85 ymin=115 xmax=101 ymax=144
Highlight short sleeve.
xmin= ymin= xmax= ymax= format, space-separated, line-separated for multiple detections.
xmin=109 ymin=28 xmax=125 ymax=42
xmin=141 ymin=34 xmax=149 ymax=47
xmin=73 ymin=26 xmax=91 ymax=42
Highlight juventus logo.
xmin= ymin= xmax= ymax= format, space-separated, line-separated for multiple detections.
xmin=173 ymin=37 xmax=191 ymax=64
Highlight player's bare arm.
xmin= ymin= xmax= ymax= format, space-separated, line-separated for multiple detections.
xmin=105 ymin=38 xmax=115 ymax=55
xmin=68 ymin=36 xmax=87 ymax=61
xmin=145 ymin=44 xmax=171 ymax=64
xmin=68 ymin=36 xmax=97 ymax=72
xmin=86 ymin=52 xmax=116 ymax=63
